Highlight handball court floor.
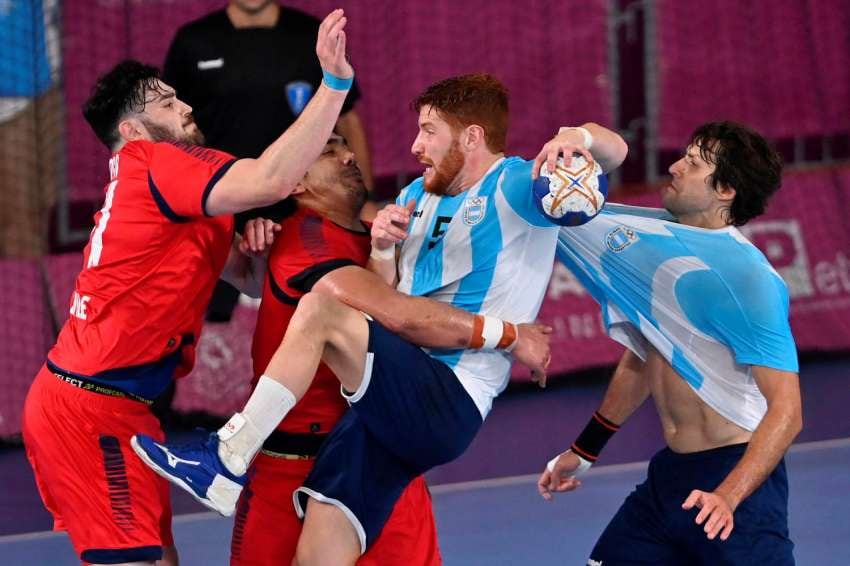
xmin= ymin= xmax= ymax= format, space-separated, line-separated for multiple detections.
xmin=2 ymin=355 xmax=849 ymax=565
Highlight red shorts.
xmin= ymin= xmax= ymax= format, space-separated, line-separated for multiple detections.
xmin=22 ymin=364 xmax=173 ymax=564
xmin=231 ymin=452 xmax=441 ymax=566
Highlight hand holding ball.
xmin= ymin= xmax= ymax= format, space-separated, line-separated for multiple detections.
xmin=533 ymin=154 xmax=608 ymax=226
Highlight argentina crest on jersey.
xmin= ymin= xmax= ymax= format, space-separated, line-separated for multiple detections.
xmin=462 ymin=196 xmax=487 ymax=226
xmin=285 ymin=81 xmax=313 ymax=115
xmin=605 ymin=225 xmax=638 ymax=252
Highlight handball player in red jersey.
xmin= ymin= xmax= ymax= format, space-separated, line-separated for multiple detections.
xmin=22 ymin=10 xmax=354 ymax=565
xmin=230 ymin=134 xmax=440 ymax=566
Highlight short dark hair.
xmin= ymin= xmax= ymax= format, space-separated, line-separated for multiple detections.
xmin=412 ymin=74 xmax=509 ymax=153
xmin=690 ymin=121 xmax=783 ymax=226
xmin=82 ymin=60 xmax=162 ymax=149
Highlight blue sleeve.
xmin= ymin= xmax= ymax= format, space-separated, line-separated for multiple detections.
xmin=499 ymin=160 xmax=554 ymax=227
xmin=676 ymin=268 xmax=798 ymax=372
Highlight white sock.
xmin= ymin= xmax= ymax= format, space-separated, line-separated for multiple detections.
xmin=217 ymin=376 xmax=296 ymax=475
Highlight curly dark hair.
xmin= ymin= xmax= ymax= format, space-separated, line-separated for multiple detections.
xmin=82 ymin=60 xmax=162 ymax=149
xmin=690 ymin=121 xmax=783 ymax=226
xmin=412 ymin=73 xmax=509 ymax=153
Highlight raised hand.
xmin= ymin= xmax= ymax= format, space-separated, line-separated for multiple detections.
xmin=316 ymin=9 xmax=354 ymax=81
xmin=532 ymin=127 xmax=595 ymax=179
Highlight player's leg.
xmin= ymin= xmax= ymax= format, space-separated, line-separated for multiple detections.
xmin=291 ymin=319 xmax=481 ymax=562
xmin=294 ymin=474 xmax=441 ymax=566
xmin=262 ymin=291 xmax=370 ymax=396
xmin=358 ymin=475 xmax=441 ymax=566
xmin=230 ymin=455 xmax=313 ymax=566
xmin=295 ymin=499 xmax=361 ymax=566
xmin=291 ymin=409 xmax=415 ymax=564
xmin=588 ymin=451 xmax=681 ymax=565
xmin=682 ymin=450 xmax=794 ymax=565
xmin=132 ymin=292 xmax=370 ymax=515
xmin=23 ymin=365 xmax=175 ymax=565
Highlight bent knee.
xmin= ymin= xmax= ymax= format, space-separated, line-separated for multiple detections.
xmin=293 ymin=292 xmax=344 ymax=326
xmin=297 ymin=292 xmax=364 ymax=327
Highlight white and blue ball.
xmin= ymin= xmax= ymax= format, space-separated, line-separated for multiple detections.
xmin=533 ymin=154 xmax=608 ymax=226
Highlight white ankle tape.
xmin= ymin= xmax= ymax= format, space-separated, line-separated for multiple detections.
xmin=218 ymin=412 xmax=247 ymax=442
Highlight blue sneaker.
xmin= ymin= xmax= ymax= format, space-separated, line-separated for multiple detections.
xmin=131 ymin=432 xmax=246 ymax=516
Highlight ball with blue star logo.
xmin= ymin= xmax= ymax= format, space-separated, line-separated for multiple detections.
xmin=533 ymin=154 xmax=608 ymax=226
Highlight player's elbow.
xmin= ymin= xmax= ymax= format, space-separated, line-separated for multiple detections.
xmin=260 ymin=177 xmax=297 ymax=204
xmin=612 ymin=136 xmax=629 ymax=167
xmin=586 ymin=122 xmax=628 ymax=170
xmin=774 ymin=399 xmax=803 ymax=439
xmin=250 ymin=160 xmax=299 ymax=204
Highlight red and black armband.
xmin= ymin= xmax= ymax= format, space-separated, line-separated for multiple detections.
xmin=570 ymin=411 xmax=620 ymax=463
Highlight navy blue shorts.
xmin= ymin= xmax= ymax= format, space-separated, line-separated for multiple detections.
xmin=294 ymin=320 xmax=483 ymax=553
xmin=590 ymin=443 xmax=794 ymax=565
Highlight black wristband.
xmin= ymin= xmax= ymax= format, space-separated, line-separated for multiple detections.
xmin=570 ymin=411 xmax=620 ymax=462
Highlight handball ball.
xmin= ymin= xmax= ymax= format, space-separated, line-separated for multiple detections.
xmin=533 ymin=154 xmax=608 ymax=226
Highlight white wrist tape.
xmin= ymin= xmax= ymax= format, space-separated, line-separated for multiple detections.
xmin=558 ymin=126 xmax=594 ymax=150
xmin=480 ymin=316 xmax=504 ymax=349
xmin=370 ymin=244 xmax=395 ymax=261
xmin=546 ymin=449 xmax=593 ymax=478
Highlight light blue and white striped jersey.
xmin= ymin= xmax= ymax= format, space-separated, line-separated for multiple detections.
xmin=556 ymin=204 xmax=798 ymax=431
xmin=395 ymin=157 xmax=560 ymax=418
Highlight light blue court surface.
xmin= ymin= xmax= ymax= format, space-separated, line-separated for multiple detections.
xmin=3 ymin=438 xmax=848 ymax=565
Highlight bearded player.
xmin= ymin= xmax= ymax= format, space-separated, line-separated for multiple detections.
xmin=539 ymin=122 xmax=801 ymax=565
xmin=22 ymin=10 xmax=354 ymax=565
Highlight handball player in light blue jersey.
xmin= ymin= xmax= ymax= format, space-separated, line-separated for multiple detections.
xmin=540 ymin=122 xmax=801 ymax=566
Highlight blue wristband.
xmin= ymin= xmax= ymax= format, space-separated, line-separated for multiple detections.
xmin=322 ymin=70 xmax=354 ymax=91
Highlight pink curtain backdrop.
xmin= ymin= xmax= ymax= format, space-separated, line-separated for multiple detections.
xmin=63 ymin=0 xmax=611 ymax=201
xmin=0 ymin=260 xmax=52 ymax=436
xmin=656 ymin=0 xmax=850 ymax=148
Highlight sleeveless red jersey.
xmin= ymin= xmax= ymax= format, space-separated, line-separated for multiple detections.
xmin=251 ymin=207 xmax=371 ymax=434
xmin=49 ymin=140 xmax=235 ymax=396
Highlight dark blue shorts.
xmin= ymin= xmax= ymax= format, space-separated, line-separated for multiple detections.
xmin=590 ymin=443 xmax=794 ymax=565
xmin=294 ymin=320 xmax=483 ymax=553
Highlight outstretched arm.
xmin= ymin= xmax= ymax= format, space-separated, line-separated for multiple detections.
xmin=681 ymin=366 xmax=801 ymax=541
xmin=538 ymin=349 xmax=649 ymax=500
xmin=205 ymin=10 xmax=354 ymax=215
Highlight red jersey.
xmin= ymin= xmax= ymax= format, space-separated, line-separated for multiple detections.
xmin=251 ymin=207 xmax=371 ymax=434
xmin=49 ymin=140 xmax=235 ymax=397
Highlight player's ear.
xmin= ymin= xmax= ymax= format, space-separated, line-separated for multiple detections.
xmin=118 ymin=117 xmax=146 ymax=143
xmin=290 ymin=181 xmax=308 ymax=196
xmin=715 ymin=182 xmax=736 ymax=203
xmin=463 ymin=125 xmax=486 ymax=151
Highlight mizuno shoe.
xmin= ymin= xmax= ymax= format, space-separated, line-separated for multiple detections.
xmin=131 ymin=432 xmax=246 ymax=516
